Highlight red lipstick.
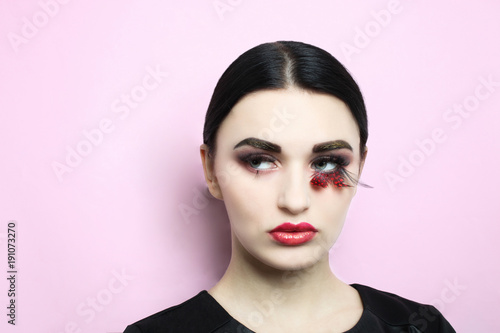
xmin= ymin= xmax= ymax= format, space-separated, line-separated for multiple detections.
xmin=269 ymin=222 xmax=317 ymax=245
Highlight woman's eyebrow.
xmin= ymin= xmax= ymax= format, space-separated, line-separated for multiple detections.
xmin=312 ymin=140 xmax=352 ymax=153
xmin=233 ymin=138 xmax=352 ymax=153
xmin=233 ymin=137 xmax=281 ymax=152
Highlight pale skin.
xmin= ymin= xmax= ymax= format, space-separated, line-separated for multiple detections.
xmin=200 ymin=88 xmax=368 ymax=333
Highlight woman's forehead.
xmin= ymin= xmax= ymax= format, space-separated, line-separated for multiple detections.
xmin=217 ymin=89 xmax=361 ymax=154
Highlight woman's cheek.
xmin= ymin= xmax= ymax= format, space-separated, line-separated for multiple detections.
xmin=222 ymin=182 xmax=257 ymax=215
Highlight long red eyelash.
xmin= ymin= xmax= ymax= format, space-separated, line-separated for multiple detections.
xmin=310 ymin=170 xmax=350 ymax=188
xmin=310 ymin=169 xmax=373 ymax=189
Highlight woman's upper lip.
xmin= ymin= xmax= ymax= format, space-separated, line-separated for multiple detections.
xmin=270 ymin=222 xmax=317 ymax=232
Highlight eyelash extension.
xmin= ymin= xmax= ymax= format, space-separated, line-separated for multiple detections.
xmin=310 ymin=170 xmax=347 ymax=188
xmin=310 ymin=156 xmax=372 ymax=189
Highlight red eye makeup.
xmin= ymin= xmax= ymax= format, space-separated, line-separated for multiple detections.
xmin=310 ymin=154 xmax=351 ymax=188
xmin=310 ymin=170 xmax=349 ymax=188
xmin=309 ymin=156 xmax=372 ymax=189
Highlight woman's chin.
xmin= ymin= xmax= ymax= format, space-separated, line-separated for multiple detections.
xmin=251 ymin=247 xmax=330 ymax=273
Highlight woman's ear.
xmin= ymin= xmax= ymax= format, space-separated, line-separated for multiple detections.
xmin=200 ymin=144 xmax=223 ymax=200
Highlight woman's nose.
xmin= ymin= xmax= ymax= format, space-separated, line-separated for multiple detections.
xmin=277 ymin=166 xmax=311 ymax=215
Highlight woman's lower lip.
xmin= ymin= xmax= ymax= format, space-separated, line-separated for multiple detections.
xmin=269 ymin=231 xmax=316 ymax=245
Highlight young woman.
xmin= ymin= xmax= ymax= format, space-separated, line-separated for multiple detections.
xmin=124 ymin=41 xmax=456 ymax=332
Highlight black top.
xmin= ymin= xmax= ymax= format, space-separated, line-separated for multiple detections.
xmin=123 ymin=284 xmax=456 ymax=332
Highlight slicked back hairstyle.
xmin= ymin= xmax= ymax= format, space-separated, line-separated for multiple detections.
xmin=203 ymin=41 xmax=368 ymax=158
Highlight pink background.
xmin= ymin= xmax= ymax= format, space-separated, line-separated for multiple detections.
xmin=1 ymin=0 xmax=499 ymax=332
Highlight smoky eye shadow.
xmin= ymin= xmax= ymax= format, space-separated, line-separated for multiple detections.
xmin=314 ymin=152 xmax=352 ymax=166
xmin=236 ymin=151 xmax=277 ymax=163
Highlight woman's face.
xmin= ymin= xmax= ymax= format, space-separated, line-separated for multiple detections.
xmin=201 ymin=88 xmax=365 ymax=271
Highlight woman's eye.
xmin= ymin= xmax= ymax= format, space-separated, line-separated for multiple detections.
xmin=313 ymin=159 xmax=337 ymax=172
xmin=248 ymin=158 xmax=275 ymax=170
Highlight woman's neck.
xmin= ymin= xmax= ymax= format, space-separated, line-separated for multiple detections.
xmin=208 ymin=238 xmax=361 ymax=332
xmin=219 ymin=241 xmax=338 ymax=296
